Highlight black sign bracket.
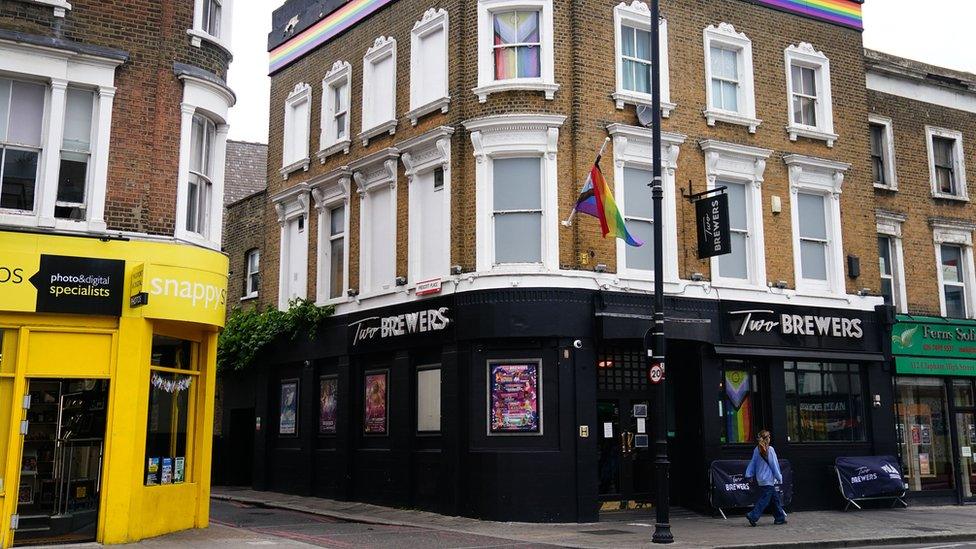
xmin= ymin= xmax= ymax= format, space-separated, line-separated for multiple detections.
xmin=682 ymin=179 xmax=727 ymax=203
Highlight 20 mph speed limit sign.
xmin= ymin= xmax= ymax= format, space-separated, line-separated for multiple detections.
xmin=649 ymin=363 xmax=665 ymax=384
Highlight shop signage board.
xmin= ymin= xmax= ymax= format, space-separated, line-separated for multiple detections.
xmin=348 ymin=304 xmax=452 ymax=350
xmin=1 ymin=252 xmax=124 ymax=316
xmin=892 ymin=316 xmax=976 ymax=377
xmin=695 ymin=193 xmax=731 ymax=259
xmin=718 ymin=302 xmax=879 ymax=353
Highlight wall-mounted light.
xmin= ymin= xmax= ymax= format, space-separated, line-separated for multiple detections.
xmin=873 ymin=394 xmax=882 ymax=408
xmin=691 ymin=272 xmax=704 ymax=282
xmin=857 ymin=288 xmax=872 ymax=297
xmin=594 ymin=263 xmax=608 ymax=273
xmin=347 ymin=288 xmax=359 ymax=297
xmin=773 ymin=280 xmax=788 ymax=289
xmin=451 ymin=265 xmax=463 ymax=275
xmin=395 ymin=276 xmax=408 ymax=286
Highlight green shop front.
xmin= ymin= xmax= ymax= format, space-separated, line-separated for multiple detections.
xmin=891 ymin=316 xmax=976 ymax=503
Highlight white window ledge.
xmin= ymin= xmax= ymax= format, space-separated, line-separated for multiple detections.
xmin=20 ymin=0 xmax=71 ymax=17
xmin=280 ymin=157 xmax=310 ymax=180
xmin=317 ymin=295 xmax=350 ymax=307
xmin=473 ymin=81 xmax=559 ymax=104
xmin=612 ymin=91 xmax=676 ymax=118
xmin=358 ymin=119 xmax=398 ymax=147
xmin=787 ymin=124 xmax=838 ymax=147
xmin=186 ymin=28 xmax=233 ymax=58
xmin=874 ymin=183 xmax=897 ymax=192
xmin=406 ymin=96 xmax=451 ymax=126
xmin=241 ymin=293 xmax=258 ymax=302
xmin=704 ymin=109 xmax=762 ymax=133
xmin=176 ymin=230 xmax=222 ymax=251
xmin=318 ymin=139 xmax=351 ymax=162
xmin=931 ymin=191 xmax=970 ymax=203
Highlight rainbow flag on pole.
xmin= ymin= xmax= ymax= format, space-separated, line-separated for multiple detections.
xmin=568 ymin=154 xmax=643 ymax=247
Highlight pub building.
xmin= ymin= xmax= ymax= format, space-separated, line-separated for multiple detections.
xmin=890 ymin=316 xmax=976 ymax=504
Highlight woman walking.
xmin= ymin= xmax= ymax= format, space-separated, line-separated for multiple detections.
xmin=745 ymin=430 xmax=787 ymax=526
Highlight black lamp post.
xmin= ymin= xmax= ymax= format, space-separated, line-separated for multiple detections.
xmin=649 ymin=0 xmax=673 ymax=543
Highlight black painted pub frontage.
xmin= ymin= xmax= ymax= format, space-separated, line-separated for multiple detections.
xmin=214 ymin=289 xmax=896 ymax=522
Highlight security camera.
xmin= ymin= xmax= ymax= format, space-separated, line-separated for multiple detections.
xmin=573 ymin=339 xmax=583 ymax=349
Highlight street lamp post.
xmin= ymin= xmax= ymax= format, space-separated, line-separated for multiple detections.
xmin=649 ymin=0 xmax=673 ymax=543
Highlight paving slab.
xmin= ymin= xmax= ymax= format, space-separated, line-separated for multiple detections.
xmin=211 ymin=486 xmax=976 ymax=549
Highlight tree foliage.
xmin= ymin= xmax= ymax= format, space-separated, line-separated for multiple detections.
xmin=217 ymin=298 xmax=333 ymax=373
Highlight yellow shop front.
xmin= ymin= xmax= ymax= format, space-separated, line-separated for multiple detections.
xmin=0 ymin=230 xmax=228 ymax=547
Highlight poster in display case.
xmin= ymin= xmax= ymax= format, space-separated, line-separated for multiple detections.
xmin=488 ymin=360 xmax=542 ymax=435
xmin=319 ymin=375 xmax=338 ymax=434
xmin=364 ymin=371 xmax=388 ymax=435
xmin=279 ymin=379 xmax=299 ymax=436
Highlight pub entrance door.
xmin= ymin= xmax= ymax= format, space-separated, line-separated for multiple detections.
xmin=596 ymin=345 xmax=653 ymax=509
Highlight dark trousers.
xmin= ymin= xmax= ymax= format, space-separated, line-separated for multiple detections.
xmin=747 ymin=485 xmax=787 ymax=523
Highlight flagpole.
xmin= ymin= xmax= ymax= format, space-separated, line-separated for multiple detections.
xmin=562 ymin=137 xmax=611 ymax=227
xmin=650 ymin=0 xmax=673 ymax=543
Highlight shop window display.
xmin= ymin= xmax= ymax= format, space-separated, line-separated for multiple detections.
xmin=719 ymin=361 xmax=764 ymax=444
xmin=784 ymin=362 xmax=865 ymax=442
xmin=895 ymin=377 xmax=955 ymax=491
xmin=144 ymin=335 xmax=197 ymax=486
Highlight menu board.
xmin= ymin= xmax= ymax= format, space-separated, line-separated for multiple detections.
xmin=489 ymin=362 xmax=541 ymax=434
xmin=319 ymin=376 xmax=338 ymax=434
xmin=364 ymin=371 xmax=388 ymax=435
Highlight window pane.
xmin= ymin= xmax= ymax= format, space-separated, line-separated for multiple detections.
xmin=151 ymin=335 xmax=194 ymax=369
xmin=417 ymin=368 xmax=442 ymax=432
xmin=870 ymin=124 xmax=884 ymax=157
xmin=494 ymin=46 xmax=518 ymax=80
xmin=625 ymin=219 xmax=654 ymax=271
xmin=721 ymin=367 xmax=757 ymax=444
xmin=953 ymin=380 xmax=975 ymax=408
xmin=800 ymin=240 xmax=828 ymax=280
xmin=0 ymin=79 xmax=10 ymax=141
xmin=335 ymin=113 xmax=346 ymax=139
xmin=621 ymin=26 xmax=635 ymax=57
xmin=63 ymin=88 xmax=94 ymax=151
xmin=798 ymin=193 xmax=826 ymax=239
xmin=145 ymin=371 xmax=191 ymax=485
xmin=8 ymin=81 xmax=45 ymax=147
xmin=942 ymin=245 xmax=963 ymax=283
xmin=878 ymin=236 xmax=892 ymax=276
xmin=190 ymin=117 xmax=205 ymax=173
xmin=494 ymin=212 xmax=541 ymax=263
xmin=623 ymin=167 xmax=652 ymax=219
xmin=799 ymin=66 xmax=816 ymax=95
xmin=895 ymin=377 xmax=955 ymax=491
xmin=934 ymin=137 xmax=954 ymax=167
xmin=330 ymin=206 xmax=344 ymax=236
xmin=945 ymin=286 xmax=966 ymax=318
xmin=330 ymin=238 xmax=344 ymax=299
xmin=723 ymin=181 xmax=746 ymax=230
xmin=721 ymin=81 xmax=738 ymax=111
xmin=633 ymin=60 xmax=651 ymax=94
xmin=516 ymin=46 xmax=541 ymax=78
xmin=937 ymin=167 xmax=955 ymax=195
xmin=634 ymin=28 xmax=651 ymax=61
xmin=516 ymin=10 xmax=539 ymax=43
xmin=719 ymin=231 xmax=748 ymax=279
xmin=493 ymin=11 xmax=518 ymax=45
xmin=186 ymin=177 xmax=199 ymax=232
xmin=56 ymin=151 xmax=88 ymax=219
xmin=493 ymin=157 xmax=540 ymax=211
xmin=1 ymin=149 xmax=38 ymax=211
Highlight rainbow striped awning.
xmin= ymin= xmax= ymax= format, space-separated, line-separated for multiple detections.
xmin=750 ymin=0 xmax=863 ymax=30
xmin=269 ymin=0 xmax=397 ymax=74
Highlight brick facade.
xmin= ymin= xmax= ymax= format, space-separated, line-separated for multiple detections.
xmin=223 ymin=140 xmax=269 ymax=311
xmin=0 ymin=0 xmax=232 ymax=236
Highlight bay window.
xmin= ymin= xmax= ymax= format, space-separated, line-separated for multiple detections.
xmin=56 ymin=88 xmax=95 ymax=220
xmin=0 ymin=78 xmax=44 ymax=213
xmin=189 ymin=0 xmax=233 ymax=51
xmin=187 ymin=114 xmax=216 ymax=237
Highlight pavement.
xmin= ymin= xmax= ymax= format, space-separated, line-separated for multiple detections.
xmin=40 ymin=488 xmax=976 ymax=548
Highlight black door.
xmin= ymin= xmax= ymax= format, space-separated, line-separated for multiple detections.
xmin=949 ymin=379 xmax=976 ymax=502
xmin=596 ymin=345 xmax=653 ymax=507
xmin=226 ymin=408 xmax=255 ymax=486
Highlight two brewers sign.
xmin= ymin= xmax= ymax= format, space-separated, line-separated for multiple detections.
xmin=695 ymin=192 xmax=731 ymax=259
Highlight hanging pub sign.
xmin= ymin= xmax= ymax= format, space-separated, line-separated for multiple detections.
xmin=718 ymin=302 xmax=880 ymax=354
xmin=695 ymin=192 xmax=731 ymax=259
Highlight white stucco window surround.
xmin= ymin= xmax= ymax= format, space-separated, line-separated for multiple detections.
xmin=174 ymin=65 xmax=234 ymax=250
xmin=360 ymin=36 xmax=398 ymax=147
xmin=703 ymin=23 xmax=760 ymax=133
xmin=784 ymin=154 xmax=850 ymax=296
xmin=351 ymin=148 xmax=401 ymax=296
xmin=281 ymin=82 xmax=312 ymax=179
xmin=17 ymin=0 xmax=71 ymax=17
xmin=473 ymin=0 xmax=558 ymax=103
xmin=273 ymin=184 xmax=311 ymax=310
xmin=401 ymin=126 xmax=454 ymax=286
xmin=607 ymin=123 xmax=684 ymax=282
xmin=612 ymin=1 xmax=673 ymax=116
xmin=311 ymin=167 xmax=352 ymax=305
xmin=189 ymin=0 xmax=234 ymax=57
xmin=319 ymin=61 xmax=352 ymax=161
xmin=700 ymin=140 xmax=772 ymax=289
xmin=925 ymin=126 xmax=968 ymax=201
xmin=408 ymin=8 xmax=450 ymax=126
xmin=932 ymin=220 xmax=976 ymax=318
xmin=464 ymin=114 xmax=564 ymax=272
xmin=869 ymin=114 xmax=897 ymax=190
xmin=784 ymin=42 xmax=837 ymax=147
xmin=876 ymin=210 xmax=908 ymax=313
xmin=0 ymin=36 xmax=124 ymax=233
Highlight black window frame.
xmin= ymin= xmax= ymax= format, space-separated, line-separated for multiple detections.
xmin=718 ymin=359 xmax=767 ymax=445
xmin=783 ymin=361 xmax=867 ymax=443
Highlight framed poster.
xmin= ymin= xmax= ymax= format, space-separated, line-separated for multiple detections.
xmin=488 ymin=360 xmax=542 ymax=435
xmin=364 ymin=370 xmax=388 ymax=435
xmin=279 ymin=379 xmax=299 ymax=436
xmin=319 ymin=375 xmax=338 ymax=435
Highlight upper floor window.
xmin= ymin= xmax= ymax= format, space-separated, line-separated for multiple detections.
xmin=409 ymin=9 xmax=450 ymax=125
xmin=941 ymin=244 xmax=968 ymax=318
xmin=0 ymin=78 xmax=44 ymax=213
xmin=493 ymin=157 xmax=542 ymax=264
xmin=351 ymin=150 xmax=399 ymax=294
xmin=273 ymin=187 xmax=310 ymax=309
xmin=312 ymin=170 xmax=351 ymax=303
xmin=621 ymin=166 xmax=653 ymax=271
xmin=785 ymin=154 xmax=849 ymax=295
xmin=244 ymin=248 xmax=260 ymax=299
xmin=613 ymin=1 xmax=672 ymax=115
xmin=56 ymin=88 xmax=95 ymax=221
xmin=186 ymin=114 xmax=216 ymax=237
xmin=327 ymin=205 xmax=346 ymax=299
xmin=190 ymin=0 xmax=233 ymax=50
xmin=475 ymin=0 xmax=557 ymax=103
xmin=319 ymin=61 xmax=352 ymax=159
xmin=869 ymin=115 xmax=897 ymax=190
xmin=282 ymin=82 xmax=311 ymax=177
xmin=203 ymin=0 xmax=222 ymax=37
xmin=878 ymin=236 xmax=895 ymax=305
xmin=703 ymin=23 xmax=759 ymax=133
xmin=926 ymin=126 xmax=967 ymax=200
xmin=361 ymin=37 xmax=398 ymax=146
xmin=784 ymin=43 xmax=836 ymax=147
xmin=933 ymin=222 xmax=976 ymax=320
xmin=877 ymin=211 xmax=907 ymax=313
xmin=402 ymin=127 xmax=453 ymax=284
